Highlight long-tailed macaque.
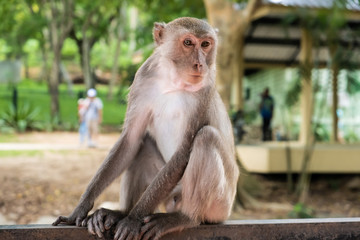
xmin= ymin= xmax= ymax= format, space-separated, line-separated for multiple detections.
xmin=53 ymin=17 xmax=239 ymax=240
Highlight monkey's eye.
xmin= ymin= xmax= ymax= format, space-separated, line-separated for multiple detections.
xmin=184 ymin=39 xmax=192 ymax=47
xmin=201 ymin=41 xmax=210 ymax=48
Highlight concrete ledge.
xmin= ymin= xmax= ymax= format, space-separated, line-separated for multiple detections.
xmin=237 ymin=143 xmax=360 ymax=173
xmin=1 ymin=218 xmax=360 ymax=239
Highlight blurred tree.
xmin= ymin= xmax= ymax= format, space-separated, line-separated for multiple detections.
xmin=0 ymin=1 xmax=25 ymax=59
xmin=0 ymin=0 xmax=46 ymax=77
xmin=43 ymin=0 xmax=74 ymax=122
xmin=0 ymin=0 xmax=72 ymax=122
xmin=108 ymin=2 xmax=127 ymax=100
xmin=130 ymin=0 xmax=206 ymax=53
xmin=281 ymin=1 xmax=360 ymax=203
xmin=70 ymin=0 xmax=123 ymax=90
xmin=204 ymin=0 xmax=259 ymax=111
xmin=24 ymin=0 xmax=50 ymax=82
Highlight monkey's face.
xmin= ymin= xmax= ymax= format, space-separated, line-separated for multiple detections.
xmin=177 ymin=34 xmax=215 ymax=85
xmin=162 ymin=31 xmax=216 ymax=91
xmin=154 ymin=18 xmax=217 ymax=91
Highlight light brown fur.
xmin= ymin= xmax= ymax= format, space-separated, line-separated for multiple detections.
xmin=53 ymin=17 xmax=239 ymax=240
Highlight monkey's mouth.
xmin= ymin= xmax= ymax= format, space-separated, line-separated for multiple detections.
xmin=187 ymin=74 xmax=203 ymax=84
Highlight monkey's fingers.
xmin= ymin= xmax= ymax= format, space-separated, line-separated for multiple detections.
xmin=114 ymin=220 xmax=141 ymax=240
xmin=143 ymin=216 xmax=152 ymax=224
xmin=75 ymin=217 xmax=85 ymax=227
xmin=114 ymin=227 xmax=129 ymax=240
xmin=93 ymin=213 xmax=106 ymax=238
xmin=87 ymin=217 xmax=104 ymax=239
xmin=141 ymin=217 xmax=161 ymax=240
xmin=104 ymin=216 xmax=116 ymax=230
xmin=87 ymin=218 xmax=96 ymax=236
xmin=52 ymin=216 xmax=70 ymax=226
xmin=81 ymin=216 xmax=89 ymax=227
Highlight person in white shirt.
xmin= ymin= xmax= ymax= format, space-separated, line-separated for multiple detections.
xmin=82 ymin=88 xmax=103 ymax=147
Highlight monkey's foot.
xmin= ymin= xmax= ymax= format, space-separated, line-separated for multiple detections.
xmin=86 ymin=208 xmax=126 ymax=238
xmin=141 ymin=212 xmax=198 ymax=240
xmin=113 ymin=215 xmax=143 ymax=240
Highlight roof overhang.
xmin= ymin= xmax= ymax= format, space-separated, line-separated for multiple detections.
xmin=243 ymin=1 xmax=360 ymax=74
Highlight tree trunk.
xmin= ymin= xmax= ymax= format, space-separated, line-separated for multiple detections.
xmin=108 ymin=5 xmax=125 ymax=100
xmin=296 ymin=28 xmax=315 ymax=202
xmin=331 ymin=67 xmax=339 ymax=142
xmin=48 ymin=0 xmax=60 ymax=122
xmin=108 ymin=4 xmax=130 ymax=100
xmin=24 ymin=54 xmax=30 ymax=79
xmin=39 ymin=42 xmax=50 ymax=83
xmin=46 ymin=0 xmax=74 ymax=122
xmin=204 ymin=0 xmax=260 ymax=111
xmin=108 ymin=37 xmax=121 ymax=100
xmin=60 ymin=62 xmax=74 ymax=96
xmin=215 ymin=33 xmax=242 ymax=110
xmin=49 ymin=48 xmax=61 ymax=121
xmin=82 ymin=37 xmax=93 ymax=90
xmin=330 ymin=45 xmax=339 ymax=143
xmin=299 ymin=29 xmax=314 ymax=144
xmin=204 ymin=0 xmax=264 ymax=209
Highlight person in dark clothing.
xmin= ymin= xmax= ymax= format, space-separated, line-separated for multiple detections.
xmin=259 ymin=88 xmax=274 ymax=141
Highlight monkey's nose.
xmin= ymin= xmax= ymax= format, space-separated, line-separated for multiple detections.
xmin=194 ymin=63 xmax=203 ymax=72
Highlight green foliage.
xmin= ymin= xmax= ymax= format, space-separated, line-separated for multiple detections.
xmin=91 ymin=41 xmax=134 ymax=71
xmin=0 ymin=102 xmax=43 ymax=132
xmin=0 ymin=79 xmax=128 ymax=132
xmin=0 ymin=1 xmax=47 ymax=59
xmin=288 ymin=203 xmax=315 ymax=218
xmin=119 ymin=63 xmax=141 ymax=84
xmin=346 ymin=71 xmax=360 ymax=95
xmin=314 ymin=123 xmax=330 ymax=142
xmin=62 ymin=38 xmax=79 ymax=61
xmin=283 ymin=2 xmax=357 ymax=69
xmin=243 ymin=109 xmax=258 ymax=125
xmin=133 ymin=0 xmax=206 ymax=47
xmin=284 ymin=76 xmax=301 ymax=108
xmin=344 ymin=129 xmax=360 ymax=143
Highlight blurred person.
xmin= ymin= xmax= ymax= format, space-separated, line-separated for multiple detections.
xmin=83 ymin=88 xmax=103 ymax=147
xmin=77 ymin=97 xmax=87 ymax=145
xmin=259 ymin=87 xmax=274 ymax=141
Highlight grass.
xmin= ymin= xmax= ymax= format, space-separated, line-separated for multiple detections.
xmin=0 ymin=133 xmax=17 ymax=142
xmin=0 ymin=150 xmax=43 ymax=157
xmin=0 ymin=79 xmax=128 ymax=130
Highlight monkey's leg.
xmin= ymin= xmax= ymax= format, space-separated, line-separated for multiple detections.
xmin=119 ymin=134 xmax=165 ymax=212
xmin=181 ymin=126 xmax=234 ymax=223
xmin=141 ymin=126 xmax=233 ymax=240
xmin=87 ymin=134 xmax=165 ymax=238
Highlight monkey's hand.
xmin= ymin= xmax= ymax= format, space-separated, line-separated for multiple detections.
xmin=113 ymin=215 xmax=143 ymax=240
xmin=52 ymin=202 xmax=93 ymax=227
xmin=86 ymin=208 xmax=126 ymax=239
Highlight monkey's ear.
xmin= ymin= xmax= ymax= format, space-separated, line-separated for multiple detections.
xmin=214 ymin=28 xmax=219 ymax=35
xmin=153 ymin=22 xmax=166 ymax=46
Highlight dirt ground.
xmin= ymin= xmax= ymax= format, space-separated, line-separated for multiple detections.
xmin=0 ymin=132 xmax=359 ymax=225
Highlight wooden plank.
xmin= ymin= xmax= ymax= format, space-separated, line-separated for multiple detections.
xmin=236 ymin=144 xmax=360 ymax=173
xmin=1 ymin=218 xmax=360 ymax=240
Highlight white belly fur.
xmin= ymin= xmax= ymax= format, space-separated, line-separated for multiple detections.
xmin=148 ymin=91 xmax=196 ymax=162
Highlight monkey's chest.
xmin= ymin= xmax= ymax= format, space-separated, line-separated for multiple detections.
xmin=148 ymin=93 xmax=195 ymax=162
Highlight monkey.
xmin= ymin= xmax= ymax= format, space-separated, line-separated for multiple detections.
xmin=53 ymin=17 xmax=239 ymax=240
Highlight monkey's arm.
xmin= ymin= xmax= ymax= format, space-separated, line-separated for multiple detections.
xmin=53 ymin=109 xmax=151 ymax=227
xmin=113 ymin=132 xmax=194 ymax=239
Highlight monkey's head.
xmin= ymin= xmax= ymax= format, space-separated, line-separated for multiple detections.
xmin=153 ymin=17 xmax=218 ymax=90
